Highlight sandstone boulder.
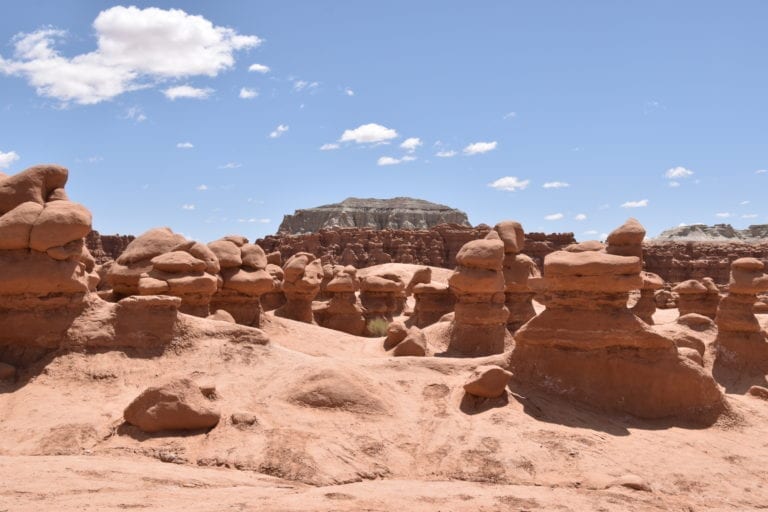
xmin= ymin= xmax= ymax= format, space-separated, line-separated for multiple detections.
xmin=123 ymin=378 xmax=221 ymax=433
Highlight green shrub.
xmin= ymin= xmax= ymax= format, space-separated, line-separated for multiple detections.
xmin=367 ymin=317 xmax=389 ymax=337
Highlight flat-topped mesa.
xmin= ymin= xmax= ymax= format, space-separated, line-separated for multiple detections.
xmin=278 ymin=197 xmax=471 ymax=234
xmin=314 ymin=265 xmax=366 ymax=335
xmin=274 ymin=252 xmax=323 ymax=323
xmin=493 ymin=220 xmax=541 ymax=333
xmin=447 ymin=235 xmax=510 ymax=356
xmin=673 ymin=278 xmax=720 ymax=319
xmin=0 ymin=164 xmax=99 ymax=360
xmin=714 ymin=258 xmax=768 ymax=372
xmin=512 ymin=219 xmax=724 ymax=421
xmin=208 ymin=237 xmax=273 ymax=326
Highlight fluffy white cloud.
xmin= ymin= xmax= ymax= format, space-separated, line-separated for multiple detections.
xmin=463 ymin=141 xmax=497 ymax=155
xmin=574 ymin=213 xmax=587 ymax=221
xmin=488 ymin=176 xmax=529 ymax=192
xmin=377 ymin=156 xmax=401 ymax=166
xmin=344 ymin=87 xmax=354 ymax=96
xmin=400 ymin=137 xmax=422 ymax=153
xmin=503 ymin=111 xmax=516 ymax=119
xmin=319 ymin=143 xmax=339 ymax=151
xmin=293 ymin=80 xmax=318 ymax=92
xmin=740 ymin=200 xmax=750 ymax=205
xmin=340 ymin=123 xmax=398 ymax=144
xmin=196 ymin=184 xmax=208 ymax=191
xmin=545 ymin=213 xmax=564 ymax=220
xmin=0 ymin=6 xmax=260 ymax=105
xmin=665 ymin=166 xmax=694 ymax=179
xmin=269 ymin=124 xmax=289 ymax=138
xmin=401 ymin=155 xmax=417 ymax=162
xmin=742 ymin=214 xmax=758 ymax=219
xmin=0 ymin=150 xmax=20 ymax=169
xmin=181 ymin=204 xmax=195 ymax=210
xmin=715 ymin=212 xmax=732 ymax=218
xmin=543 ymin=181 xmax=569 ymax=189
xmin=621 ymin=199 xmax=649 ymax=208
xmin=239 ymin=87 xmax=257 ymax=99
xmin=248 ymin=63 xmax=270 ymax=73
xmin=163 ymin=85 xmax=213 ymax=100
xmin=435 ymin=150 xmax=457 ymax=158
xmin=176 ymin=142 xmax=194 ymax=149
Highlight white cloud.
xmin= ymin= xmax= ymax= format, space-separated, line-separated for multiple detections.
xmin=435 ymin=150 xmax=457 ymax=158
xmin=344 ymin=87 xmax=354 ymax=96
xmin=665 ymin=166 xmax=694 ymax=179
xmin=181 ymin=204 xmax=195 ymax=210
xmin=488 ymin=176 xmax=530 ymax=192
xmin=740 ymin=200 xmax=750 ymax=205
xmin=293 ymin=80 xmax=318 ymax=92
xmin=400 ymin=137 xmax=422 ymax=153
xmin=621 ymin=199 xmax=649 ymax=208
xmin=239 ymin=87 xmax=257 ymax=99
xmin=320 ymin=143 xmax=339 ymax=151
xmin=401 ymin=155 xmax=416 ymax=162
xmin=463 ymin=141 xmax=497 ymax=155
xmin=583 ymin=230 xmax=599 ymax=235
xmin=196 ymin=184 xmax=208 ymax=191
xmin=269 ymin=124 xmax=289 ymax=138
xmin=219 ymin=162 xmax=242 ymax=169
xmin=542 ymin=181 xmax=569 ymax=189
xmin=248 ymin=63 xmax=270 ymax=74
xmin=574 ymin=213 xmax=587 ymax=221
xmin=377 ymin=156 xmax=401 ymax=166
xmin=715 ymin=212 xmax=732 ymax=218
xmin=0 ymin=6 xmax=260 ymax=105
xmin=340 ymin=123 xmax=398 ymax=144
xmin=237 ymin=218 xmax=270 ymax=223
xmin=0 ymin=150 xmax=20 ymax=169
xmin=163 ymin=85 xmax=213 ymax=100
xmin=176 ymin=141 xmax=194 ymax=149
xmin=742 ymin=214 xmax=758 ymax=219
xmin=756 ymin=169 xmax=767 ymax=174
xmin=503 ymin=111 xmax=516 ymax=119
xmin=123 ymin=106 xmax=146 ymax=122
xmin=668 ymin=181 xmax=680 ymax=187
xmin=545 ymin=213 xmax=564 ymax=220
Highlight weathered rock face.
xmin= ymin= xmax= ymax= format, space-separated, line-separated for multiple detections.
xmin=258 ymin=225 xmax=575 ymax=270
xmin=493 ymin=221 xmax=541 ymax=333
xmin=409 ymin=282 xmax=455 ymax=328
xmin=313 ymin=265 xmax=366 ymax=335
xmin=512 ymin=221 xmax=725 ymax=421
xmin=447 ymin=236 xmax=510 ymax=356
xmin=643 ymin=241 xmax=768 ymax=284
xmin=655 ymin=223 xmax=768 ymax=242
xmin=359 ymin=273 xmax=405 ymax=328
xmin=0 ymin=165 xmax=99 ymax=361
xmin=85 ymin=230 xmax=134 ymax=264
xmin=123 ymin=378 xmax=221 ymax=433
xmin=714 ymin=258 xmax=768 ymax=373
xmin=274 ymin=252 xmax=323 ymax=323
xmin=632 ymin=271 xmax=664 ymax=324
xmin=278 ymin=197 xmax=471 ymax=234
xmin=673 ymin=278 xmax=720 ymax=319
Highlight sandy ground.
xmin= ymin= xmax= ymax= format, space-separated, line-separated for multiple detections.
xmin=1 ymin=305 xmax=768 ymax=511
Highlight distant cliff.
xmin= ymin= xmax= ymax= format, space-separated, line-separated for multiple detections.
xmin=654 ymin=223 xmax=768 ymax=242
xmin=277 ymin=197 xmax=471 ymax=234
xmin=85 ymin=230 xmax=135 ymax=264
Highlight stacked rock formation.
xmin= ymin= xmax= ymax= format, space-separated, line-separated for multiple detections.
xmin=714 ymin=258 xmax=768 ymax=371
xmin=314 ymin=265 xmax=366 ymax=335
xmin=137 ymin=242 xmax=219 ymax=317
xmin=107 ymin=227 xmax=188 ymax=297
xmin=274 ymin=252 xmax=323 ymax=323
xmin=0 ymin=165 xmax=98 ymax=360
xmin=409 ymin=281 xmax=455 ymax=328
xmin=673 ymin=278 xmax=720 ymax=319
xmin=359 ymin=273 xmax=406 ymax=327
xmin=447 ymin=235 xmax=509 ymax=356
xmin=512 ymin=219 xmax=724 ymax=421
xmin=632 ymin=271 xmax=664 ymax=324
xmin=208 ymin=237 xmax=273 ymax=327
xmin=493 ymin=221 xmax=541 ymax=333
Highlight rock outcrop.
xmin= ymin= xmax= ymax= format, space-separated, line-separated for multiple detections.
xmin=512 ymin=220 xmax=725 ymax=421
xmin=673 ymin=278 xmax=720 ymax=319
xmin=359 ymin=273 xmax=405 ymax=327
xmin=643 ymin=241 xmax=768 ymax=284
xmin=313 ymin=265 xmax=366 ymax=335
xmin=278 ymin=197 xmax=471 ymax=234
xmin=493 ymin=221 xmax=540 ymax=333
xmin=85 ymin=230 xmax=134 ymax=264
xmin=654 ymin=223 xmax=768 ymax=242
xmin=124 ymin=378 xmax=221 ymax=433
xmin=274 ymin=252 xmax=323 ymax=323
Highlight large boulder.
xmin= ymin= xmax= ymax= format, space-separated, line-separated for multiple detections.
xmin=123 ymin=378 xmax=221 ymax=433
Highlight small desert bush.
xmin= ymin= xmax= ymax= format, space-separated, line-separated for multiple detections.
xmin=366 ymin=317 xmax=389 ymax=337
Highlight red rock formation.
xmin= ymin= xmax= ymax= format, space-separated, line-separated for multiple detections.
xmin=643 ymin=241 xmax=768 ymax=284
xmin=274 ymin=252 xmax=323 ymax=323
xmin=85 ymin=230 xmax=134 ymax=264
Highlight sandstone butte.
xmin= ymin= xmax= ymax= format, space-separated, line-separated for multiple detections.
xmin=3 ymin=164 xmax=768 ymax=512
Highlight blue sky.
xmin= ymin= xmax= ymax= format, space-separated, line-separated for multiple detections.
xmin=1 ymin=1 xmax=766 ymax=241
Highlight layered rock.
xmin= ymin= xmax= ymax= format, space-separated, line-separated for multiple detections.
xmin=359 ymin=273 xmax=405 ymax=327
xmin=673 ymin=278 xmax=720 ymax=319
xmin=446 ymin=236 xmax=509 ymax=356
xmin=85 ymin=230 xmax=134 ymax=264
xmin=512 ymin=230 xmax=725 ymax=421
xmin=278 ymin=197 xmax=471 ymax=234
xmin=655 ymin=223 xmax=768 ymax=242
xmin=124 ymin=378 xmax=221 ymax=433
xmin=493 ymin=221 xmax=541 ymax=333
xmin=409 ymin=282 xmax=456 ymax=328
xmin=274 ymin=252 xmax=323 ymax=323
xmin=0 ymin=165 xmax=98 ymax=360
xmin=632 ymin=271 xmax=664 ymax=324
xmin=313 ymin=265 xmax=366 ymax=335
xmin=714 ymin=258 xmax=768 ymax=372
xmin=208 ymin=237 xmax=273 ymax=327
